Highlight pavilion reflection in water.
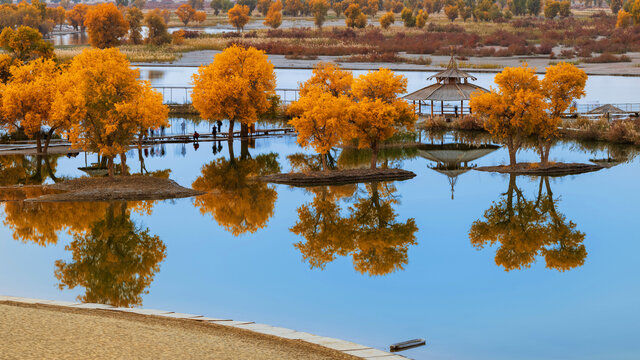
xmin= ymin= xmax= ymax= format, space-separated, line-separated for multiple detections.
xmin=417 ymin=141 xmax=500 ymax=199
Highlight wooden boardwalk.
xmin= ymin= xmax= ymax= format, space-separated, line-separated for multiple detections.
xmin=143 ymin=128 xmax=296 ymax=144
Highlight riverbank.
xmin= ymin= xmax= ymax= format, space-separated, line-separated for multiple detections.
xmin=0 ymin=299 xmax=367 ymax=360
xmin=133 ymin=50 xmax=640 ymax=76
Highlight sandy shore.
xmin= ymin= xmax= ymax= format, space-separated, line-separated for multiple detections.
xmin=0 ymin=301 xmax=358 ymax=360
xmin=134 ymin=50 xmax=640 ymax=76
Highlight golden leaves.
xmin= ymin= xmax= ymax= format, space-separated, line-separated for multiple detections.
xmin=192 ymin=45 xmax=276 ymax=125
xmin=289 ymin=63 xmax=416 ymax=169
xmin=1 ymin=58 xmax=60 ymax=138
xmin=227 ymin=4 xmax=250 ymax=31
xmin=52 ymin=48 xmax=168 ymax=158
xmin=263 ymin=0 xmax=283 ymax=29
xmin=84 ymin=3 xmax=129 ymax=49
xmin=470 ymin=62 xmax=586 ymax=163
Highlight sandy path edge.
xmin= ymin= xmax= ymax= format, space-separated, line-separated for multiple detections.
xmin=0 ymin=300 xmax=370 ymax=360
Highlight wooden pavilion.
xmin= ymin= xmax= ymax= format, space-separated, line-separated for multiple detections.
xmin=403 ymin=56 xmax=489 ymax=117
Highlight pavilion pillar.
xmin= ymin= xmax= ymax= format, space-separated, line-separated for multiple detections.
xmin=461 ymin=100 xmax=464 ymax=116
xmin=419 ymin=101 xmax=422 ymax=114
xmin=441 ymin=101 xmax=444 ymax=116
xmin=430 ymin=100 xmax=433 ymax=117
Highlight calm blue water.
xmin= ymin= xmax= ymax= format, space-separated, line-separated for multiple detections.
xmin=1 ymin=132 xmax=639 ymax=360
xmin=138 ymin=67 xmax=640 ymax=105
xmin=2 ymin=66 xmax=640 ymax=359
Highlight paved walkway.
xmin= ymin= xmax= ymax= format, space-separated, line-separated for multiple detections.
xmin=0 ymin=301 xmax=358 ymax=360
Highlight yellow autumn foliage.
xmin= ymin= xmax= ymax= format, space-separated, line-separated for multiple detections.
xmin=52 ymin=48 xmax=168 ymax=175
xmin=191 ymin=45 xmax=275 ymax=138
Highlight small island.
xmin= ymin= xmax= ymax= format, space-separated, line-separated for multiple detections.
xmin=261 ymin=168 xmax=416 ymax=186
xmin=0 ymin=176 xmax=203 ymax=203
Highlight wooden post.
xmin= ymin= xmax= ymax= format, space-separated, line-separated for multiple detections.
xmin=441 ymin=101 xmax=444 ymax=116
xmin=430 ymin=100 xmax=434 ymax=117
xmin=461 ymin=100 xmax=464 ymax=116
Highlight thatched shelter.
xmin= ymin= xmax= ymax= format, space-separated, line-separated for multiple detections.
xmin=403 ymin=56 xmax=489 ymax=117
xmin=587 ymin=104 xmax=625 ymax=118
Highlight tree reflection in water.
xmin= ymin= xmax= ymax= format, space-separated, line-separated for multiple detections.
xmin=291 ymin=181 xmax=418 ymax=276
xmin=54 ymin=201 xmax=166 ymax=307
xmin=0 ymin=154 xmax=61 ymax=186
xmin=192 ymin=140 xmax=281 ymax=236
xmin=469 ymin=174 xmax=587 ymax=271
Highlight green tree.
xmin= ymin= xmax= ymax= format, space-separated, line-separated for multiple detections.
xmin=526 ymin=0 xmax=541 ymax=15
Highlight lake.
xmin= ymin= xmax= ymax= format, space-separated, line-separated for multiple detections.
xmin=0 ymin=70 xmax=639 ymax=360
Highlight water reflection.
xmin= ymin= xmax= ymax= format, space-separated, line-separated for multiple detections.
xmin=291 ymin=182 xmax=418 ymax=276
xmin=417 ymin=142 xmax=500 ymax=199
xmin=0 ymin=154 xmax=61 ymax=185
xmin=470 ymin=174 xmax=587 ymax=272
xmin=192 ymin=140 xmax=280 ymax=236
xmin=54 ymin=201 xmax=166 ymax=307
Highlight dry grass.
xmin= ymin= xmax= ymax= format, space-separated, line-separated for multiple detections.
xmin=56 ymin=45 xmax=180 ymax=63
xmin=439 ymin=61 xmax=503 ymax=69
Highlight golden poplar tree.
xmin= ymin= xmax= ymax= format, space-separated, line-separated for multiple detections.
xmin=310 ymin=0 xmax=330 ymax=29
xmin=348 ymin=69 xmax=416 ymax=169
xmin=288 ymin=63 xmax=354 ymax=169
xmin=539 ymin=62 xmax=587 ymax=164
xmin=228 ymin=4 xmax=250 ymax=31
xmin=470 ymin=64 xmax=548 ymax=167
xmin=191 ymin=45 xmax=276 ymax=141
xmin=52 ymin=48 xmax=168 ymax=176
xmin=176 ymin=4 xmax=196 ymax=25
xmin=1 ymin=58 xmax=63 ymax=154
xmin=84 ymin=3 xmax=129 ymax=49
xmin=263 ymin=0 xmax=283 ymax=29
xmin=289 ymin=88 xmax=352 ymax=170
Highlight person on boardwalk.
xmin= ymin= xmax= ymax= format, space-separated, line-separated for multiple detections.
xmin=454 ymin=105 xmax=459 ymax=117
xmin=217 ymin=120 xmax=222 ymax=132
xmin=212 ymin=126 xmax=217 ymax=139
xmin=194 ymin=131 xmax=200 ymax=143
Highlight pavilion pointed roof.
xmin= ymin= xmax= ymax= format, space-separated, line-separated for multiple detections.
xmin=428 ymin=55 xmax=478 ymax=81
xmin=587 ymin=104 xmax=625 ymax=114
xmin=403 ymin=55 xmax=488 ymax=102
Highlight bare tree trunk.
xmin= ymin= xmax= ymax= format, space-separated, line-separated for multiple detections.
xmin=228 ymin=119 xmax=235 ymax=142
xmin=507 ymin=142 xmax=517 ymax=167
xmin=138 ymin=147 xmax=147 ymax=174
xmin=240 ymin=123 xmax=248 ymax=138
xmin=321 ymin=152 xmax=327 ymax=171
xmin=108 ymin=156 xmax=114 ymax=177
xmin=36 ymin=133 xmax=42 ymax=155
xmin=120 ymin=152 xmax=128 ymax=175
xmin=370 ymin=142 xmax=378 ymax=169
xmin=43 ymin=128 xmax=55 ymax=154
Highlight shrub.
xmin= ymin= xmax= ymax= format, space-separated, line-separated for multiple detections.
xmin=581 ymin=53 xmax=631 ymax=63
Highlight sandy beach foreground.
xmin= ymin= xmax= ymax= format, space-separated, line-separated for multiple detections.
xmin=0 ymin=301 xmax=358 ymax=360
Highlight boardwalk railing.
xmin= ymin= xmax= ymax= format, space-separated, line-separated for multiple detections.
xmin=155 ymin=86 xmax=299 ymax=105
xmin=154 ymin=85 xmax=640 ymax=118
